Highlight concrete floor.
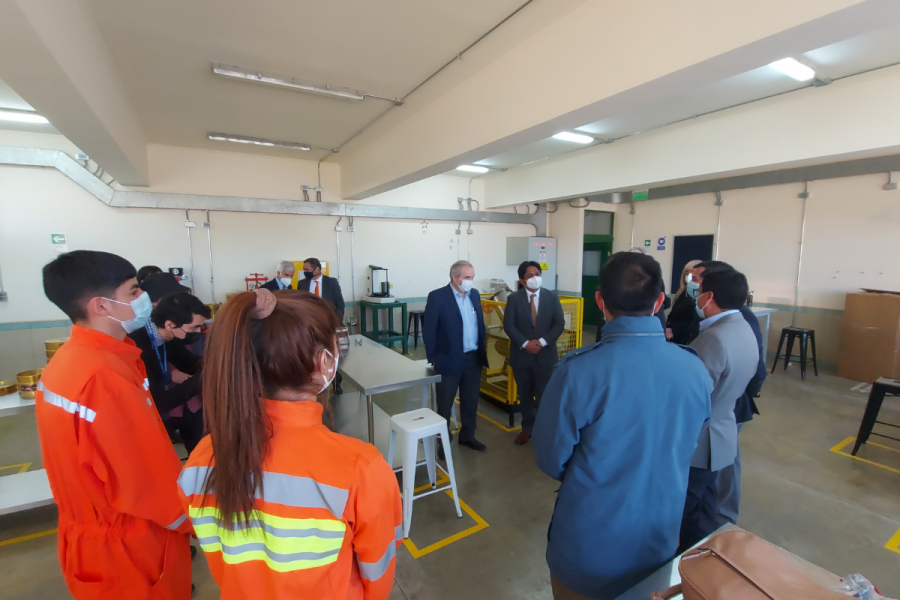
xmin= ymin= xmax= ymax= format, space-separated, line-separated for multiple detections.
xmin=2 ymin=354 xmax=899 ymax=599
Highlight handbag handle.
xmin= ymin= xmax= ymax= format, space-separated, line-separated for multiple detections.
xmin=651 ymin=584 xmax=682 ymax=600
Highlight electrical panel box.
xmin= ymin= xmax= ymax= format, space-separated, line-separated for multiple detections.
xmin=506 ymin=237 xmax=558 ymax=290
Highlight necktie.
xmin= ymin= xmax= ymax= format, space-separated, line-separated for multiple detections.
xmin=530 ymin=293 xmax=537 ymax=327
xmin=314 ymin=280 xmax=320 ymax=297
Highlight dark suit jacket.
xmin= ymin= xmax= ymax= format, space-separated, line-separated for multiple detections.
xmin=129 ymin=327 xmax=201 ymax=416
xmin=688 ymin=305 xmax=766 ymax=423
xmin=260 ymin=278 xmax=293 ymax=292
xmin=298 ymin=275 xmax=345 ymax=320
xmin=424 ymin=284 xmax=488 ymax=377
xmin=503 ymin=287 xmax=566 ymax=370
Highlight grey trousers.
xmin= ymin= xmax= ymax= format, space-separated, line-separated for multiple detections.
xmin=716 ymin=422 xmax=744 ymax=527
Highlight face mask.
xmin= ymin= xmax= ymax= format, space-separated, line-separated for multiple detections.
xmin=104 ymin=291 xmax=152 ymax=334
xmin=525 ymin=276 xmax=542 ymax=291
xmin=320 ymin=349 xmax=338 ymax=394
xmin=686 ymin=278 xmax=701 ymax=300
xmin=303 ymin=271 xmax=314 ymax=280
xmin=279 ymin=277 xmax=293 ymax=287
xmin=179 ymin=330 xmax=202 ymax=345
xmin=695 ymin=293 xmax=711 ymax=319
xmin=459 ymin=279 xmax=474 ymax=293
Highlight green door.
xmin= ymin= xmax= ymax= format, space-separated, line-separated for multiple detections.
xmin=582 ymin=240 xmax=612 ymax=327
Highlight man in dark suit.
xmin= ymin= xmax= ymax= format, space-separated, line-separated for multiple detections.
xmin=298 ymin=257 xmax=345 ymax=394
xmin=504 ymin=261 xmax=565 ymax=445
xmin=260 ymin=260 xmax=295 ymax=291
xmin=129 ymin=292 xmax=211 ymax=453
xmin=424 ymin=260 xmax=489 ymax=452
xmin=297 ymin=257 xmax=345 ymax=320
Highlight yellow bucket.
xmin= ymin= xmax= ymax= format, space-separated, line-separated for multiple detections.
xmin=17 ymin=369 xmax=42 ymax=399
xmin=0 ymin=381 xmax=17 ymax=397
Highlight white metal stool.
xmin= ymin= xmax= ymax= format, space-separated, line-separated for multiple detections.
xmin=387 ymin=408 xmax=462 ymax=538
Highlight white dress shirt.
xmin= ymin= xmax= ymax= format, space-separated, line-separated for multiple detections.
xmin=310 ymin=275 xmax=324 ymax=298
xmin=521 ymin=287 xmax=548 ymax=349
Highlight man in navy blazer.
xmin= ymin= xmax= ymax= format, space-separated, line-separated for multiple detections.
xmin=424 ymin=260 xmax=489 ymax=452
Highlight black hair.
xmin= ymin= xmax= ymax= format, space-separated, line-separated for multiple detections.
xmin=695 ymin=260 xmax=734 ymax=276
xmin=303 ymin=257 xmax=322 ymax=271
xmin=43 ymin=250 xmax=137 ymax=322
xmin=598 ymin=252 xmax=663 ymax=316
xmin=700 ymin=269 xmax=749 ymax=310
xmin=517 ymin=261 xmax=542 ymax=280
xmin=136 ymin=265 xmax=162 ymax=284
xmin=151 ymin=292 xmax=212 ymax=328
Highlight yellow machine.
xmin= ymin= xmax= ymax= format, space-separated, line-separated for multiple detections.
xmin=480 ymin=295 xmax=584 ymax=428
xmin=290 ymin=260 xmax=329 ymax=288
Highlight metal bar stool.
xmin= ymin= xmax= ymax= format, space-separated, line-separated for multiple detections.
xmin=851 ymin=377 xmax=900 ymax=455
xmin=408 ymin=310 xmax=426 ymax=350
xmin=770 ymin=326 xmax=818 ymax=380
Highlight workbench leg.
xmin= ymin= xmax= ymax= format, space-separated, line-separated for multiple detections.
xmin=360 ymin=305 xmax=368 ymax=337
xmin=402 ymin=305 xmax=409 ymax=355
xmin=388 ymin=308 xmax=395 ymax=349
xmin=367 ymin=395 xmax=375 ymax=444
xmin=420 ymin=384 xmax=429 ymax=410
xmin=852 ymin=385 xmax=886 ymax=455
xmin=373 ymin=308 xmax=380 ymax=341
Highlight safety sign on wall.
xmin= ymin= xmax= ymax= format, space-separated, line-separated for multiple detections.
xmin=657 ymin=237 xmax=666 ymax=251
xmin=51 ymin=233 xmax=67 ymax=253
xmin=644 ymin=239 xmax=651 ymax=247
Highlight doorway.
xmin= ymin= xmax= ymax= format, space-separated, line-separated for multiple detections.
xmin=671 ymin=235 xmax=714 ymax=291
xmin=582 ymin=239 xmax=612 ymax=328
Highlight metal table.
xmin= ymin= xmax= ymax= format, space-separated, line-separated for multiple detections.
xmin=0 ymin=395 xmax=35 ymax=418
xmin=0 ymin=469 xmax=54 ymax=515
xmin=360 ymin=300 xmax=409 ymax=355
xmin=750 ymin=306 xmax=776 ymax=347
xmin=338 ymin=334 xmax=441 ymax=443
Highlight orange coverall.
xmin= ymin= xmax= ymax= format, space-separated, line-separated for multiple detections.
xmin=178 ymin=400 xmax=402 ymax=600
xmin=35 ymin=325 xmax=193 ymax=600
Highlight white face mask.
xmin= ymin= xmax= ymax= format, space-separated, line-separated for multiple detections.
xmin=104 ymin=292 xmax=152 ymax=334
xmin=525 ymin=276 xmax=542 ymax=291
xmin=458 ymin=279 xmax=474 ymax=293
xmin=319 ymin=349 xmax=338 ymax=394
xmin=279 ymin=276 xmax=293 ymax=287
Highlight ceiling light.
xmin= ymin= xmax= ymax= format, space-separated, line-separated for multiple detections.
xmin=768 ymin=58 xmax=815 ymax=82
xmin=213 ymin=63 xmax=366 ymax=101
xmin=457 ymin=165 xmax=490 ymax=173
xmin=207 ymin=133 xmax=311 ymax=151
xmin=553 ymin=131 xmax=595 ymax=144
xmin=0 ymin=109 xmax=49 ymax=124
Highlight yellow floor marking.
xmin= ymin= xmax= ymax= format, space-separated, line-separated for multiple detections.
xmin=0 ymin=462 xmax=32 ymax=475
xmin=0 ymin=529 xmax=57 ymax=547
xmin=454 ymin=399 xmax=521 ymax=433
xmin=830 ymin=437 xmax=900 ymax=476
xmin=402 ymin=473 xmax=489 ymax=559
xmin=868 ymin=440 xmax=900 ymax=455
xmin=885 ymin=526 xmax=900 ymax=555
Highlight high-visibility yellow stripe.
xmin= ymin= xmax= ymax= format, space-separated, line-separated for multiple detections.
xmin=188 ymin=505 xmax=346 ymax=572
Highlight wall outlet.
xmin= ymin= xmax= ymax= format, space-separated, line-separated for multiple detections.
xmin=348 ymin=225 xmax=355 ymax=232
xmin=335 ymin=226 xmax=343 ymax=232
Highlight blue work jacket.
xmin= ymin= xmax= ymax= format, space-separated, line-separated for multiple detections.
xmin=534 ymin=315 xmax=711 ymax=598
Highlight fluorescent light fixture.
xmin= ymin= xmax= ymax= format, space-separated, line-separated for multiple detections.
xmin=208 ymin=133 xmax=311 ymax=151
xmin=768 ymin=58 xmax=815 ymax=82
xmin=0 ymin=109 xmax=49 ymax=124
xmin=212 ymin=63 xmax=366 ymax=101
xmin=553 ymin=131 xmax=594 ymax=144
xmin=457 ymin=165 xmax=490 ymax=173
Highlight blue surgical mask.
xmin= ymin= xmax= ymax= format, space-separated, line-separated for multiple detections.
xmin=695 ymin=293 xmax=710 ymax=319
xmin=686 ymin=275 xmax=700 ymax=300
xmin=104 ymin=291 xmax=153 ymax=333
xmin=459 ymin=279 xmax=474 ymax=293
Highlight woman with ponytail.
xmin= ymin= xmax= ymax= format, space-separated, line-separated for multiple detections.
xmin=177 ymin=289 xmax=401 ymax=599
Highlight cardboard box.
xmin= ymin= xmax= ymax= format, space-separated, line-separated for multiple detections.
xmin=837 ymin=291 xmax=900 ymax=382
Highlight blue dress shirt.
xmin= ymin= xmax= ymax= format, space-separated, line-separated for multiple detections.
xmin=453 ymin=288 xmax=479 ymax=352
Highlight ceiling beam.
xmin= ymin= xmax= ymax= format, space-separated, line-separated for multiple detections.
xmin=0 ymin=0 xmax=149 ymax=185
xmin=335 ymin=0 xmax=897 ymax=200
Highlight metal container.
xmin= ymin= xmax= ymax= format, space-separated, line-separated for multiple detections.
xmin=17 ymin=369 xmax=43 ymax=399
xmin=0 ymin=381 xmax=17 ymax=396
xmin=44 ymin=338 xmax=68 ymax=351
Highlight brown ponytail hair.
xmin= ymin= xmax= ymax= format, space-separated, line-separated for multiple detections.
xmin=200 ymin=290 xmax=340 ymax=528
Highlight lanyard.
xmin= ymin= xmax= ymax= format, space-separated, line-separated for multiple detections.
xmin=145 ymin=324 xmax=170 ymax=387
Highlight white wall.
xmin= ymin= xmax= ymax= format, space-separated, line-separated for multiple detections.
xmin=548 ymin=203 xmax=587 ymax=294
xmin=0 ymin=146 xmax=528 ymax=324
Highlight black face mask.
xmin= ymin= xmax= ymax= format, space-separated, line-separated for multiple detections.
xmin=303 ymin=271 xmax=314 ymax=280
xmin=175 ymin=330 xmax=203 ymax=345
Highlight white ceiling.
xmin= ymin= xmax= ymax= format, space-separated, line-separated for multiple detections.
xmin=471 ymin=22 xmax=900 ymax=172
xmin=69 ymin=0 xmax=527 ymax=161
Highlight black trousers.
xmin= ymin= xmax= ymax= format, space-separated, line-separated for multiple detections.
xmin=435 ymin=352 xmax=482 ymax=440
xmin=512 ymin=365 xmax=553 ymax=433
xmin=679 ymin=466 xmax=718 ymax=553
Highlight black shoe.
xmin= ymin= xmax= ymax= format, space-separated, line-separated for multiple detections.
xmin=459 ymin=437 xmax=486 ymax=451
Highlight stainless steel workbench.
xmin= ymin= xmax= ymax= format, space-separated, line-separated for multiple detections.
xmin=337 ymin=334 xmax=441 ymax=443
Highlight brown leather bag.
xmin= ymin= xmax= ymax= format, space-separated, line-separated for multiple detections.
xmin=652 ymin=528 xmax=847 ymax=599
